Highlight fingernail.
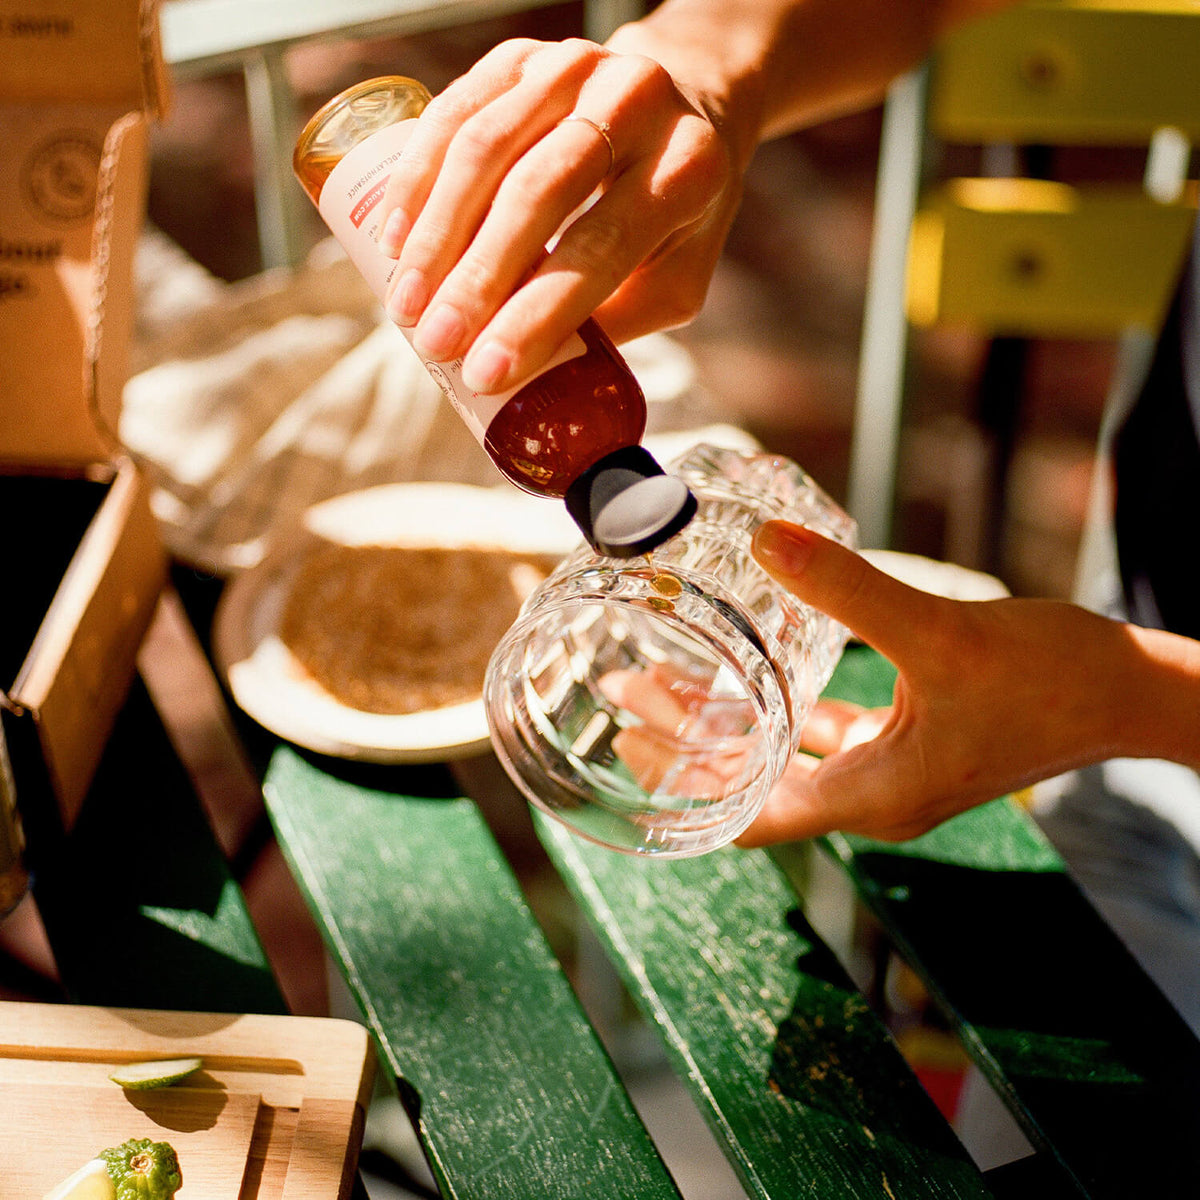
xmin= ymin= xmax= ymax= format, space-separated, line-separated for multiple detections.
xmin=386 ymin=269 xmax=426 ymax=327
xmin=413 ymin=303 xmax=465 ymax=360
xmin=752 ymin=521 xmax=816 ymax=574
xmin=462 ymin=341 xmax=512 ymax=394
xmin=378 ymin=208 xmax=410 ymax=257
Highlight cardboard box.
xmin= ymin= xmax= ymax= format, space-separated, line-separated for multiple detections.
xmin=0 ymin=1 xmax=170 ymax=844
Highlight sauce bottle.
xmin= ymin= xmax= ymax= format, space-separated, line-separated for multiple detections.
xmin=293 ymin=76 xmax=695 ymax=556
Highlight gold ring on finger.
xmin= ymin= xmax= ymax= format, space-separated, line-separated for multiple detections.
xmin=558 ymin=114 xmax=616 ymax=177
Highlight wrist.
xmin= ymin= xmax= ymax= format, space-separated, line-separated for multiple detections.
xmin=1114 ymin=623 xmax=1200 ymax=770
xmin=605 ymin=3 xmax=769 ymax=176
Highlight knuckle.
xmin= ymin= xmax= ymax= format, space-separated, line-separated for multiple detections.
xmin=608 ymin=52 xmax=676 ymax=109
xmin=829 ymin=550 xmax=875 ymax=615
xmin=443 ymin=254 xmax=500 ymax=312
xmin=495 ymin=36 xmax=543 ymax=63
xmin=452 ymin=38 xmax=541 ymax=94
xmin=401 ymin=216 xmax=456 ymax=270
xmin=449 ymin=112 xmax=510 ymax=172
xmin=865 ymin=786 xmax=941 ymax=843
xmin=419 ymin=89 xmax=469 ymax=138
xmin=675 ymin=130 xmax=732 ymax=209
xmin=500 ymin=151 xmax=569 ymax=211
xmin=559 ymin=211 xmax=630 ymax=277
xmin=518 ymin=37 xmax=605 ymax=90
xmin=549 ymin=37 xmax=606 ymax=74
xmin=876 ymin=817 xmax=935 ymax=843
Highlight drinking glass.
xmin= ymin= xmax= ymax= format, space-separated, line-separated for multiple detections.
xmin=484 ymin=443 xmax=856 ymax=857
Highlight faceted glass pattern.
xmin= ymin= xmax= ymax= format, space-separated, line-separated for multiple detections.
xmin=484 ymin=444 xmax=857 ymax=857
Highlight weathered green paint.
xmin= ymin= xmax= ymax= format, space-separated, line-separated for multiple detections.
xmin=264 ymin=747 xmax=682 ymax=1200
xmin=252 ymin=638 xmax=1200 ymax=1199
xmin=536 ymin=814 xmax=993 ymax=1199
xmin=32 ymin=678 xmax=284 ymax=1014
xmin=823 ymin=647 xmax=1200 ymax=1196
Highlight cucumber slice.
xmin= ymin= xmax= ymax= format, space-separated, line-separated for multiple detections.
xmin=108 ymin=1056 xmax=202 ymax=1090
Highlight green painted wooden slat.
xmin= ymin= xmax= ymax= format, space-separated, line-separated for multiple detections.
xmin=263 ymin=747 xmax=683 ymax=1200
xmin=822 ymin=646 xmax=1200 ymax=1196
xmin=31 ymin=676 xmax=285 ymax=1014
xmin=536 ymin=815 xmax=993 ymax=1199
xmin=831 ymin=817 xmax=1200 ymax=1197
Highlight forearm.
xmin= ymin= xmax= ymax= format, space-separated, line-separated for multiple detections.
xmin=607 ymin=0 xmax=1015 ymax=171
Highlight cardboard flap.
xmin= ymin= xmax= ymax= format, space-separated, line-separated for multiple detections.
xmin=0 ymin=0 xmax=168 ymax=115
xmin=0 ymin=0 xmax=165 ymax=467
xmin=0 ymin=106 xmax=149 ymax=465
xmin=88 ymin=112 xmax=151 ymax=454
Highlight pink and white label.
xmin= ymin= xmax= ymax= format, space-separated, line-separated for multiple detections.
xmin=318 ymin=120 xmax=584 ymax=444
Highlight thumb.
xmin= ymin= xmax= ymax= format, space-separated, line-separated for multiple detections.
xmin=751 ymin=520 xmax=943 ymax=664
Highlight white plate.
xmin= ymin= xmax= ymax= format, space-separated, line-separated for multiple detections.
xmin=214 ymin=482 xmax=580 ymax=763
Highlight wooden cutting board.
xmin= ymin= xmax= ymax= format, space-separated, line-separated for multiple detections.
xmin=0 ymin=1001 xmax=375 ymax=1200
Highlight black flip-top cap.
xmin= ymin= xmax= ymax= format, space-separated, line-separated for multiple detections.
xmin=564 ymin=445 xmax=697 ymax=558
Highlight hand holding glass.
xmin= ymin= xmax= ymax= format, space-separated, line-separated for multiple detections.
xmin=484 ymin=444 xmax=856 ymax=857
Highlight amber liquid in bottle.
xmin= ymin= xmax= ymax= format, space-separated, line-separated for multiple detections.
xmin=294 ymin=77 xmax=647 ymax=499
xmin=480 ymin=319 xmax=646 ymax=496
xmin=293 ymin=149 xmax=342 ymax=207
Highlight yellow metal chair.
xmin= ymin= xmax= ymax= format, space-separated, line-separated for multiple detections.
xmin=847 ymin=0 xmax=1199 ymax=556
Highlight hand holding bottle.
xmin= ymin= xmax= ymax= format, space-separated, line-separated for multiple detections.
xmin=370 ymin=0 xmax=1015 ymax=396
xmin=373 ymin=35 xmax=744 ymax=395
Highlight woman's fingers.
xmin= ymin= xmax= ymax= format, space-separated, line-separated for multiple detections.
xmin=733 ymin=753 xmax=827 ymax=845
xmin=751 ymin=521 xmax=951 ymax=669
xmin=447 ymin=166 xmax=675 ymax=392
xmin=587 ymin=185 xmax=740 ymax=345
xmin=611 ymin=727 xmax=750 ymax=800
xmin=599 ymin=664 xmax=754 ymax=733
xmin=736 ymin=734 xmax=943 ymax=847
xmin=453 ymin=109 xmax=728 ymax=389
xmin=375 ymin=40 xmax=545 ymax=259
xmin=380 ymin=43 xmax=593 ymax=329
xmin=370 ymin=38 xmax=733 ymax=391
xmin=798 ymin=698 xmax=886 ymax=757
xmin=432 ymin=118 xmax=723 ymax=392
xmin=600 ymin=666 xmax=695 ymax=733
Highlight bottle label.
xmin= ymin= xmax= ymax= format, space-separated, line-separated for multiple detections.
xmin=318 ymin=120 xmax=585 ymax=443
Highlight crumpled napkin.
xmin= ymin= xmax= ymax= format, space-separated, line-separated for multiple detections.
xmin=122 ymin=229 xmax=753 ymax=574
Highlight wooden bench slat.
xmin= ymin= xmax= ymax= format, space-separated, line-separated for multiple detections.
xmin=536 ymin=816 xmax=993 ymax=1199
xmin=823 ymin=646 xmax=1200 ymax=1197
xmin=31 ymin=676 xmax=286 ymax=1014
xmin=263 ymin=747 xmax=684 ymax=1200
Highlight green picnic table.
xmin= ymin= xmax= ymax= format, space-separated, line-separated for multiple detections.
xmin=18 ymin=584 xmax=1200 ymax=1199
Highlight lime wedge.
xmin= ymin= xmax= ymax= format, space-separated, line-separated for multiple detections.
xmin=43 ymin=1158 xmax=115 ymax=1200
xmin=108 ymin=1056 xmax=203 ymax=1090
